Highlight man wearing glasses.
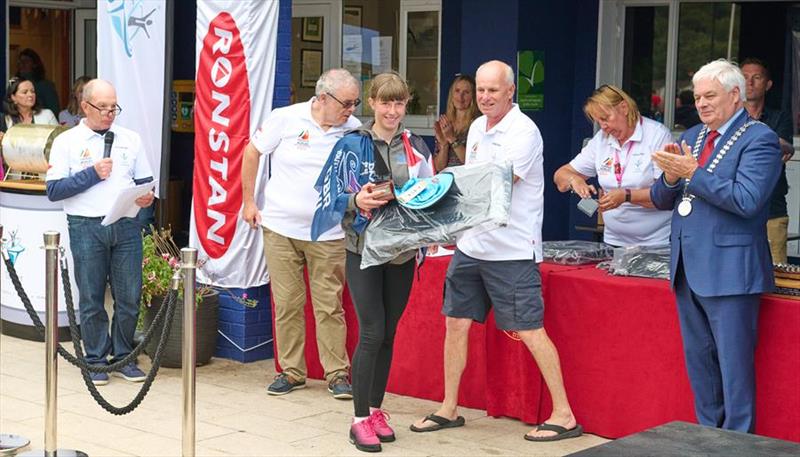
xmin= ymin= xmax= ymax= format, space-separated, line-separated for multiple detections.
xmin=45 ymin=79 xmax=155 ymax=386
xmin=241 ymin=68 xmax=361 ymax=398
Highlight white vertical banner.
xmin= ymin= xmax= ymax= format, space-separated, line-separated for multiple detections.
xmin=190 ymin=0 xmax=278 ymax=287
xmin=97 ymin=0 xmax=166 ymax=197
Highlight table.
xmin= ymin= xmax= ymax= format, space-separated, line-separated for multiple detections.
xmin=272 ymin=256 xmax=800 ymax=443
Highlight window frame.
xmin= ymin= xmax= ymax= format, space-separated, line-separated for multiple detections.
xmin=596 ymin=0 xmax=784 ymax=133
xmin=398 ymin=0 xmax=441 ymax=135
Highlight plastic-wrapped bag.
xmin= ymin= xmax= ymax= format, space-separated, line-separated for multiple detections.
xmin=542 ymin=240 xmax=615 ymax=265
xmin=606 ymin=245 xmax=670 ymax=280
xmin=360 ymin=163 xmax=513 ymax=269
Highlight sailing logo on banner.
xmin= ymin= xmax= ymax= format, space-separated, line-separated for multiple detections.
xmin=106 ymin=0 xmax=160 ymax=57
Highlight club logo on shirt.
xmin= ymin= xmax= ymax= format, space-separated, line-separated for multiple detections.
xmin=468 ymin=142 xmax=479 ymax=161
xmin=599 ymin=157 xmax=613 ymax=174
xmin=79 ymin=148 xmax=93 ymax=168
xmin=296 ymin=129 xmax=310 ymax=149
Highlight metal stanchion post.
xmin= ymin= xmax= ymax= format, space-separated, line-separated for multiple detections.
xmin=181 ymin=248 xmax=197 ymax=457
xmin=20 ymin=232 xmax=85 ymax=457
xmin=0 ymin=224 xmax=32 ymax=455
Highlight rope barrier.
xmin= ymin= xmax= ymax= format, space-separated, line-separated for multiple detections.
xmin=2 ymin=253 xmax=179 ymax=415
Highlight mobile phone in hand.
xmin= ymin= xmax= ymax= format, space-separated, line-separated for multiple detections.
xmin=371 ymin=180 xmax=395 ymax=201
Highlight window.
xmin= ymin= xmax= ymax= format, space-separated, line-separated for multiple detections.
xmin=342 ymin=0 xmax=440 ymax=131
xmin=600 ymin=1 xmax=766 ymax=132
xmin=622 ymin=6 xmax=669 ymax=123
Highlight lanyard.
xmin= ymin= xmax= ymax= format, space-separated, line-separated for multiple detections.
xmin=613 ymin=142 xmax=634 ymax=188
xmin=612 ymin=118 xmax=642 ymax=188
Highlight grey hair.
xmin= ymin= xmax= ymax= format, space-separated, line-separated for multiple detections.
xmin=477 ymin=60 xmax=515 ymax=86
xmin=82 ymin=79 xmax=115 ymax=103
xmin=315 ymin=69 xmax=359 ymax=96
xmin=692 ymin=59 xmax=746 ymax=102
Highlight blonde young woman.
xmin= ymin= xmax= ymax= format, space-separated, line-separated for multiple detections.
xmin=432 ymin=74 xmax=479 ymax=171
xmin=553 ymin=84 xmax=673 ymax=247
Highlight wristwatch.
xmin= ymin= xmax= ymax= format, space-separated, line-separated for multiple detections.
xmin=449 ymin=139 xmax=463 ymax=148
xmin=624 ymin=189 xmax=632 ymax=203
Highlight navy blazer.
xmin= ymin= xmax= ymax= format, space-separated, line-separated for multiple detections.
xmin=650 ymin=110 xmax=782 ymax=297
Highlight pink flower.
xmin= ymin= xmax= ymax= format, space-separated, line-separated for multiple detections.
xmin=241 ymin=293 xmax=248 ymax=299
xmin=161 ymin=253 xmax=169 ymax=260
xmin=147 ymin=272 xmax=156 ymax=281
xmin=169 ymin=258 xmax=179 ymax=268
xmin=143 ymin=257 xmax=150 ymax=265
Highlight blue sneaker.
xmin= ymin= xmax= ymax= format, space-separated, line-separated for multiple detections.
xmin=113 ymin=363 xmax=146 ymax=382
xmin=267 ymin=373 xmax=306 ymax=396
xmin=328 ymin=374 xmax=353 ymax=400
xmin=90 ymin=371 xmax=109 ymax=386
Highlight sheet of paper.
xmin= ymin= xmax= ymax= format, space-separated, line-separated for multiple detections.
xmin=371 ymin=36 xmax=392 ymax=73
xmin=101 ymin=180 xmax=158 ymax=226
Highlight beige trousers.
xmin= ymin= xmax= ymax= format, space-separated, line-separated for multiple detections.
xmin=767 ymin=216 xmax=789 ymax=264
xmin=263 ymin=227 xmax=349 ymax=382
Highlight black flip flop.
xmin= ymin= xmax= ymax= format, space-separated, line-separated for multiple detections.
xmin=524 ymin=423 xmax=583 ymax=442
xmin=409 ymin=414 xmax=466 ymax=432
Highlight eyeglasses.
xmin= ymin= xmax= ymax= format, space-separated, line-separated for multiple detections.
xmin=85 ymin=101 xmax=123 ymax=117
xmin=325 ymin=92 xmax=361 ymax=109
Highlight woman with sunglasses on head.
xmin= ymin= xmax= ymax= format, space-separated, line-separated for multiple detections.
xmin=1 ymin=77 xmax=58 ymax=179
xmin=2 ymin=77 xmax=58 ymax=131
xmin=312 ymin=72 xmax=434 ymax=453
xmin=553 ymin=84 xmax=673 ymax=247
xmin=432 ymin=74 xmax=479 ymax=172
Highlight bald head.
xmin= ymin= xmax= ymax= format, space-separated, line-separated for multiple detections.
xmin=81 ymin=79 xmax=119 ymax=130
xmin=475 ymin=60 xmax=515 ymax=125
xmin=476 ymin=60 xmax=515 ymax=87
xmin=82 ymin=79 xmax=116 ymax=104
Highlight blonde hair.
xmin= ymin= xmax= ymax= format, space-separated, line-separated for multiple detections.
xmin=445 ymin=75 xmax=479 ymax=134
xmin=67 ymin=76 xmax=92 ymax=115
xmin=583 ymin=84 xmax=640 ymax=128
xmin=369 ymin=72 xmax=410 ymax=102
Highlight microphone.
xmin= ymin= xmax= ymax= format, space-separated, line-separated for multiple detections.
xmin=103 ymin=131 xmax=115 ymax=159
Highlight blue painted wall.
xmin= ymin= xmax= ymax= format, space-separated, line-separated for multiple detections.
xmin=1 ymin=0 xmax=6 ymax=86
xmin=440 ymin=0 xmax=598 ymax=241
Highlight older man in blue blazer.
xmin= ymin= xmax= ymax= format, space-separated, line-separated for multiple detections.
xmin=650 ymin=59 xmax=781 ymax=433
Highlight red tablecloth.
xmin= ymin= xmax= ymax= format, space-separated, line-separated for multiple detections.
xmin=272 ymin=258 xmax=800 ymax=443
xmin=542 ymin=267 xmax=800 ymax=442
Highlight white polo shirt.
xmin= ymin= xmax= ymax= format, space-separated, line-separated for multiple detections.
xmin=250 ymin=99 xmax=361 ymax=241
xmin=458 ymin=104 xmax=544 ymax=262
xmin=569 ymin=116 xmax=673 ymax=246
xmin=45 ymin=120 xmax=153 ymax=217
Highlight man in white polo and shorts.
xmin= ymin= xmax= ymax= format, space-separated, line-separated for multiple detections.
xmin=411 ymin=60 xmax=582 ymax=442
xmin=241 ymin=68 xmax=361 ymax=399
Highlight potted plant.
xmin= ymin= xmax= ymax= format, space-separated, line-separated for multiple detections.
xmin=140 ymin=226 xmax=219 ymax=368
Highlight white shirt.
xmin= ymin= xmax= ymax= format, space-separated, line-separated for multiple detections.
xmin=569 ymin=116 xmax=673 ymax=246
xmin=45 ymin=120 xmax=153 ymax=217
xmin=250 ymin=99 xmax=361 ymax=241
xmin=458 ymin=104 xmax=544 ymax=261
xmin=4 ymin=109 xmax=58 ymax=127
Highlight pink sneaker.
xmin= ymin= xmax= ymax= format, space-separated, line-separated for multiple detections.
xmin=369 ymin=409 xmax=396 ymax=442
xmin=349 ymin=419 xmax=381 ymax=452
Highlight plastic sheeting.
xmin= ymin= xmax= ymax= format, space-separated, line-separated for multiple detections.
xmin=542 ymin=240 xmax=615 ymax=265
xmin=606 ymin=245 xmax=671 ymax=280
xmin=360 ymin=163 xmax=513 ymax=269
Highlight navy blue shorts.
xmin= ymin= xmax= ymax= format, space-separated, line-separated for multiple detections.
xmin=442 ymin=249 xmax=543 ymax=331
